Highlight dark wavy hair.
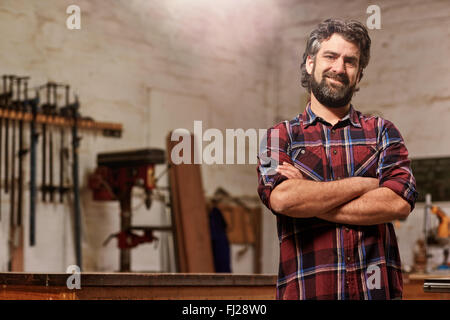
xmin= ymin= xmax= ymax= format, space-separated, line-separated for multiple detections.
xmin=300 ymin=19 xmax=371 ymax=92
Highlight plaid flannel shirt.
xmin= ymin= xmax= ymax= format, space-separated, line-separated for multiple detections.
xmin=257 ymin=103 xmax=418 ymax=300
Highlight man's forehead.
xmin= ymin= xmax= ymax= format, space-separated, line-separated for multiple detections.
xmin=319 ymin=33 xmax=360 ymax=57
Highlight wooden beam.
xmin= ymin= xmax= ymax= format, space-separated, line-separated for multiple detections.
xmin=0 ymin=109 xmax=122 ymax=136
xmin=167 ymin=132 xmax=215 ymax=273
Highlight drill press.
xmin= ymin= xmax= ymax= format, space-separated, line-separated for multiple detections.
xmin=88 ymin=148 xmax=168 ymax=272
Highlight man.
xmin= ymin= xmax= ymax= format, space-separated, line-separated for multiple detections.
xmin=257 ymin=19 xmax=417 ymax=300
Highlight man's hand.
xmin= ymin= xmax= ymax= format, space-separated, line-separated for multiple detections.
xmin=276 ymin=162 xmax=304 ymax=180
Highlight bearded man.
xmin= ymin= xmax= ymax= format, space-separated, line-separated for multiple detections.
xmin=257 ymin=19 xmax=417 ymax=300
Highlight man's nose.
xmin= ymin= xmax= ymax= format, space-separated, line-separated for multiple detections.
xmin=330 ymin=58 xmax=345 ymax=74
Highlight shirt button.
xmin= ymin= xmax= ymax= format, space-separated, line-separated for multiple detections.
xmin=347 ymin=256 xmax=351 ymax=261
xmin=333 ymin=150 xmax=337 ymax=155
xmin=346 ymin=280 xmax=350 ymax=285
xmin=331 ymin=129 xmax=336 ymax=134
xmin=300 ymin=149 xmax=305 ymax=154
xmin=345 ymin=227 xmax=349 ymax=232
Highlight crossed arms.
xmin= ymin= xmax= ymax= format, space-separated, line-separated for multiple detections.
xmin=270 ymin=162 xmax=411 ymax=225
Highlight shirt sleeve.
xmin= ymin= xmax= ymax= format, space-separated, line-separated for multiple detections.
xmin=257 ymin=121 xmax=294 ymax=214
xmin=377 ymin=119 xmax=418 ymax=211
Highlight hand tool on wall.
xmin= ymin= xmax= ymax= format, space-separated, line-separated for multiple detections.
xmin=9 ymin=76 xmax=30 ymax=272
xmin=5 ymin=75 xmax=16 ymax=194
xmin=48 ymin=83 xmax=57 ymax=202
xmin=0 ymin=75 xmax=12 ymax=104
xmin=17 ymin=77 xmax=30 ymax=227
xmin=1 ymin=74 xmax=124 ymax=255
xmin=0 ymin=76 xmax=8 ymax=220
xmin=40 ymin=82 xmax=51 ymax=202
xmin=7 ymin=76 xmax=17 ymax=271
xmin=70 ymin=95 xmax=82 ymax=269
xmin=29 ymin=89 xmax=39 ymax=246
xmin=58 ymin=85 xmax=70 ymax=203
xmin=9 ymin=77 xmax=21 ymax=232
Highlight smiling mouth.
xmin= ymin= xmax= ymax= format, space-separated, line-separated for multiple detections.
xmin=326 ymin=77 xmax=344 ymax=85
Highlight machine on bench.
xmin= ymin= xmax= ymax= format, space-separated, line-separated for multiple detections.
xmin=88 ymin=148 xmax=171 ymax=272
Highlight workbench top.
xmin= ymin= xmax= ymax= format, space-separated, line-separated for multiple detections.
xmin=0 ymin=272 xmax=277 ymax=287
xmin=1 ymin=272 xmax=449 ymax=300
xmin=0 ymin=273 xmax=278 ymax=299
xmin=404 ymin=272 xmax=450 ymax=281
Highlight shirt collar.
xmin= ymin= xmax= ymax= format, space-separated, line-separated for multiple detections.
xmin=301 ymin=102 xmax=361 ymax=128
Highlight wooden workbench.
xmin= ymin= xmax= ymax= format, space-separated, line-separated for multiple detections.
xmin=403 ymin=273 xmax=450 ymax=300
xmin=1 ymin=272 xmax=449 ymax=300
xmin=0 ymin=273 xmax=277 ymax=300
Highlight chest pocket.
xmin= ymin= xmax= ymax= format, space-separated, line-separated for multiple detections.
xmin=289 ymin=145 xmax=325 ymax=181
xmin=352 ymin=144 xmax=379 ymax=177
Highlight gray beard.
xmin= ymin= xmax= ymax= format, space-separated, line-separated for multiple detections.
xmin=310 ymin=73 xmax=356 ymax=109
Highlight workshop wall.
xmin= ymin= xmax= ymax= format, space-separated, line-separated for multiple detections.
xmin=0 ymin=0 xmax=282 ymax=273
xmin=0 ymin=0 xmax=448 ymax=275
xmin=273 ymin=0 xmax=450 ymax=271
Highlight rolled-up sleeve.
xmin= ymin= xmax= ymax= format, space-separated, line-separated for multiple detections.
xmin=257 ymin=121 xmax=293 ymax=214
xmin=377 ymin=120 xmax=418 ymax=211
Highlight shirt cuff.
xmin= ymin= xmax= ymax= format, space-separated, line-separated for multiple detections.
xmin=261 ymin=174 xmax=288 ymax=215
xmin=380 ymin=179 xmax=418 ymax=211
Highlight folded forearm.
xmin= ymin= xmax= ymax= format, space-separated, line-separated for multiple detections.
xmin=270 ymin=177 xmax=378 ymax=218
xmin=318 ymin=187 xmax=411 ymax=225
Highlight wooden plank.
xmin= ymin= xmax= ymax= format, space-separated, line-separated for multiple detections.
xmin=167 ymin=135 xmax=188 ymax=273
xmin=0 ymin=285 xmax=275 ymax=300
xmin=0 ymin=109 xmax=122 ymax=133
xmin=7 ymin=272 xmax=450 ymax=300
xmin=167 ymin=133 xmax=214 ymax=273
xmin=0 ymin=273 xmax=277 ymax=300
xmin=0 ymin=273 xmax=277 ymax=287
xmin=0 ymin=285 xmax=76 ymax=300
xmin=253 ymin=207 xmax=262 ymax=274
xmin=10 ymin=228 xmax=24 ymax=272
xmin=74 ymin=286 xmax=276 ymax=300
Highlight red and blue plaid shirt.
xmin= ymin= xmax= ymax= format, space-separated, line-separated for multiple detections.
xmin=257 ymin=103 xmax=418 ymax=300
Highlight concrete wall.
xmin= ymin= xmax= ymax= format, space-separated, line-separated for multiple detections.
xmin=0 ymin=0 xmax=283 ymax=273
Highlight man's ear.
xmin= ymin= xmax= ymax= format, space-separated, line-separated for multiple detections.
xmin=305 ymin=55 xmax=314 ymax=75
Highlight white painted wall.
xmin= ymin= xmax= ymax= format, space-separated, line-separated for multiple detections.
xmin=0 ymin=0 xmax=282 ymax=273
